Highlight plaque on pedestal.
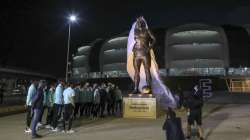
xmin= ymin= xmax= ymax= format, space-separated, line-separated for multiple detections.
xmin=123 ymin=94 xmax=162 ymax=119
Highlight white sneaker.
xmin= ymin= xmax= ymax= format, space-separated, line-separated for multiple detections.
xmin=37 ymin=122 xmax=43 ymax=127
xmin=61 ymin=130 xmax=66 ymax=133
xmin=36 ymin=125 xmax=39 ymax=131
xmin=24 ymin=128 xmax=32 ymax=133
xmin=45 ymin=125 xmax=52 ymax=129
xmin=66 ymin=129 xmax=75 ymax=134
xmin=51 ymin=127 xmax=60 ymax=132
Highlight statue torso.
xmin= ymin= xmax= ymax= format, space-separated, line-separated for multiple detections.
xmin=133 ymin=29 xmax=151 ymax=56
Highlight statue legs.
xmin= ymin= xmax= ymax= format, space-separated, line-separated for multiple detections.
xmin=143 ymin=55 xmax=151 ymax=87
xmin=133 ymin=56 xmax=141 ymax=93
xmin=133 ymin=54 xmax=151 ymax=93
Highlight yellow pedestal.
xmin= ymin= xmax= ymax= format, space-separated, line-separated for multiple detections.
xmin=123 ymin=96 xmax=159 ymax=119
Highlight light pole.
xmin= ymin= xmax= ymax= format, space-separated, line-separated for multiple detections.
xmin=66 ymin=14 xmax=77 ymax=83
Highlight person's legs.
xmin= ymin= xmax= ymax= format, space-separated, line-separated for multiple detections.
xmin=38 ymin=106 xmax=45 ymax=123
xmin=67 ymin=104 xmax=74 ymax=130
xmin=96 ymin=103 xmax=100 ymax=117
xmin=46 ymin=107 xmax=53 ymax=125
xmin=109 ymin=102 xmax=112 ymax=115
xmin=110 ymin=102 xmax=115 ymax=115
xmin=58 ymin=104 xmax=63 ymax=120
xmin=62 ymin=104 xmax=67 ymax=131
xmin=91 ymin=103 xmax=95 ymax=117
xmin=115 ymin=101 xmax=118 ymax=113
xmin=73 ymin=103 xmax=78 ymax=118
xmin=187 ymin=112 xmax=195 ymax=139
xmin=89 ymin=103 xmax=92 ymax=117
xmin=186 ymin=124 xmax=192 ymax=139
xmin=31 ymin=109 xmax=42 ymax=137
xmin=26 ymin=106 xmax=32 ymax=129
xmin=100 ymin=102 xmax=105 ymax=117
xmin=86 ymin=103 xmax=90 ymax=116
xmin=196 ymin=109 xmax=204 ymax=139
xmin=118 ymin=100 xmax=122 ymax=114
xmin=107 ymin=101 xmax=111 ymax=115
xmin=0 ymin=94 xmax=3 ymax=104
xmin=63 ymin=104 xmax=74 ymax=132
xmin=197 ymin=125 xmax=204 ymax=139
xmin=94 ymin=103 xmax=98 ymax=118
xmin=80 ymin=103 xmax=86 ymax=116
xmin=52 ymin=104 xmax=59 ymax=129
xmin=78 ymin=103 xmax=82 ymax=116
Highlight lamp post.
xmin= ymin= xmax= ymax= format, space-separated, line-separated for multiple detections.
xmin=66 ymin=15 xmax=77 ymax=83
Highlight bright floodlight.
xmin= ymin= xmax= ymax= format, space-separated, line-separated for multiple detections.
xmin=69 ymin=15 xmax=77 ymax=22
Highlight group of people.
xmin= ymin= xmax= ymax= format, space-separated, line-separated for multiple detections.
xmin=24 ymin=80 xmax=123 ymax=139
xmin=73 ymin=82 xmax=123 ymax=119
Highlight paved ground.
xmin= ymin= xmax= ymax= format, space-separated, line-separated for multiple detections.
xmin=0 ymin=104 xmax=249 ymax=140
xmin=204 ymin=104 xmax=250 ymax=140
xmin=0 ymin=113 xmax=166 ymax=140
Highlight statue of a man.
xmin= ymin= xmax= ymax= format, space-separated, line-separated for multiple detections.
xmin=132 ymin=17 xmax=156 ymax=93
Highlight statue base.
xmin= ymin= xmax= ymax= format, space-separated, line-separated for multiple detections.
xmin=123 ymin=93 xmax=163 ymax=119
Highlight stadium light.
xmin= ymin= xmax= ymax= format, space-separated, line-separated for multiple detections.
xmin=69 ymin=15 xmax=77 ymax=22
xmin=65 ymin=14 xmax=78 ymax=83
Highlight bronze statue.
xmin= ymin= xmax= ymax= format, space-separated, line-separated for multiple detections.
xmin=127 ymin=17 xmax=177 ymax=108
xmin=132 ymin=17 xmax=156 ymax=93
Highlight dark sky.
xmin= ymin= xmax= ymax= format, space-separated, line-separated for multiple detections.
xmin=1 ymin=0 xmax=250 ymax=77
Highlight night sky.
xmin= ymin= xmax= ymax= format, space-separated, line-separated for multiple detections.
xmin=1 ymin=0 xmax=250 ymax=77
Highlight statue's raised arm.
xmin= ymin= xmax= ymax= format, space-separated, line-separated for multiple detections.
xmin=148 ymin=29 xmax=156 ymax=48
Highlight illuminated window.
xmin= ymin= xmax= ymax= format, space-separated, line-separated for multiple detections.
xmin=78 ymin=46 xmax=91 ymax=52
xmin=172 ymin=30 xmax=219 ymax=37
xmin=107 ymin=37 xmax=128 ymax=43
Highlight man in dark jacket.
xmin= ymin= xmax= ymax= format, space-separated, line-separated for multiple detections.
xmin=186 ymin=84 xmax=204 ymax=140
xmin=31 ymin=81 xmax=45 ymax=139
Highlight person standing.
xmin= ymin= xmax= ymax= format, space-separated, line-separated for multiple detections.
xmin=177 ymin=86 xmax=184 ymax=109
xmin=93 ymin=84 xmax=100 ymax=119
xmin=45 ymin=83 xmax=55 ymax=128
xmin=106 ymin=84 xmax=112 ymax=116
xmin=31 ymin=81 xmax=45 ymax=138
xmin=186 ymin=84 xmax=204 ymax=140
xmin=62 ymin=83 xmax=75 ymax=133
xmin=73 ymin=83 xmax=81 ymax=119
xmin=80 ymin=83 xmax=87 ymax=116
xmin=114 ymin=86 xmax=123 ymax=116
xmin=24 ymin=80 xmax=37 ymax=133
xmin=51 ymin=80 xmax=64 ymax=132
xmin=37 ymin=84 xmax=49 ymax=128
xmin=89 ymin=85 xmax=94 ymax=118
xmin=110 ymin=84 xmax=116 ymax=115
xmin=85 ymin=84 xmax=94 ymax=117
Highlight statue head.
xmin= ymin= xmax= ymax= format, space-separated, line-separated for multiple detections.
xmin=135 ymin=16 xmax=147 ymax=30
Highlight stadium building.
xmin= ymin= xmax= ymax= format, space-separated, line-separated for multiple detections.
xmin=71 ymin=23 xmax=250 ymax=93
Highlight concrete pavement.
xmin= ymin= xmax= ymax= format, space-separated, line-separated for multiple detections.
xmin=204 ymin=104 xmax=250 ymax=140
xmin=0 ymin=104 xmax=249 ymax=140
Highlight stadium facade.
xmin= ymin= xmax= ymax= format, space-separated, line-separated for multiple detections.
xmin=71 ymin=23 xmax=250 ymax=92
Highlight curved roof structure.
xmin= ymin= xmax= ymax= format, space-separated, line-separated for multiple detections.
xmin=99 ymin=36 xmax=128 ymax=72
xmin=165 ymin=23 xmax=229 ymax=68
